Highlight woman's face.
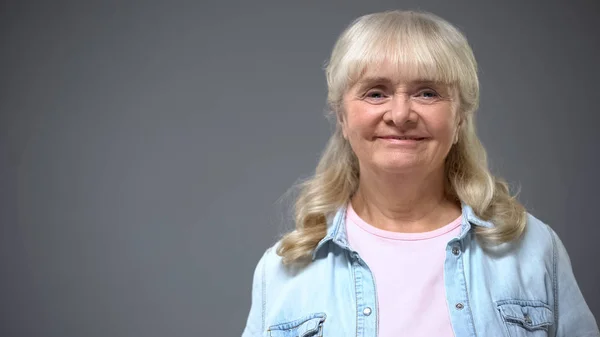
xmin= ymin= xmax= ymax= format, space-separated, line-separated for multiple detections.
xmin=341 ymin=63 xmax=460 ymax=176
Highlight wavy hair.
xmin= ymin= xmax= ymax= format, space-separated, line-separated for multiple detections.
xmin=277 ymin=10 xmax=526 ymax=265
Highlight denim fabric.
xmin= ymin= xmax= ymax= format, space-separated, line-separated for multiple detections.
xmin=241 ymin=204 xmax=600 ymax=337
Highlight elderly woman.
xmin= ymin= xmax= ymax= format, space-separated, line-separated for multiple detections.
xmin=241 ymin=10 xmax=599 ymax=337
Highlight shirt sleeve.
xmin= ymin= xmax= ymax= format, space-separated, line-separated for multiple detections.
xmin=241 ymin=249 xmax=267 ymax=337
xmin=550 ymin=228 xmax=600 ymax=337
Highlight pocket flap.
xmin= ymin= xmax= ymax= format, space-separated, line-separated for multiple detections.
xmin=268 ymin=313 xmax=327 ymax=337
xmin=296 ymin=317 xmax=323 ymax=336
xmin=497 ymin=300 xmax=554 ymax=329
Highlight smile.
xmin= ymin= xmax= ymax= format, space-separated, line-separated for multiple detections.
xmin=381 ymin=137 xmax=426 ymax=140
xmin=377 ymin=136 xmax=428 ymax=145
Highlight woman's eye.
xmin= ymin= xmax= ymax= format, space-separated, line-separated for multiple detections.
xmin=417 ymin=90 xmax=439 ymax=99
xmin=365 ymin=91 xmax=386 ymax=100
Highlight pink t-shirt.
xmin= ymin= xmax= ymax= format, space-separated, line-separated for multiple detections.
xmin=346 ymin=203 xmax=462 ymax=337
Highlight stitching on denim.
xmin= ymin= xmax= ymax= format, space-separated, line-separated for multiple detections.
xmin=496 ymin=302 xmax=553 ymax=327
xmin=312 ymin=206 xmax=347 ymax=260
xmin=495 ymin=299 xmax=551 ymax=308
xmin=351 ymin=253 xmax=358 ymax=337
xmin=332 ymin=205 xmax=348 ymax=246
xmin=548 ymin=226 xmax=559 ymax=337
xmin=352 ymin=256 xmax=362 ymax=337
xmin=268 ymin=313 xmax=327 ymax=330
xmin=460 ymin=232 xmax=479 ymax=337
xmin=261 ymin=248 xmax=269 ymax=333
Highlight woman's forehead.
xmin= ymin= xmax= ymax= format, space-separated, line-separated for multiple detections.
xmin=350 ymin=60 xmax=452 ymax=88
xmin=351 ymin=62 xmax=453 ymax=89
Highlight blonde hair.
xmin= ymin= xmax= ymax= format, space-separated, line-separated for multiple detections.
xmin=277 ymin=10 xmax=526 ymax=265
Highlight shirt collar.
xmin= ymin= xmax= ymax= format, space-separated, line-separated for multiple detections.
xmin=312 ymin=201 xmax=495 ymax=260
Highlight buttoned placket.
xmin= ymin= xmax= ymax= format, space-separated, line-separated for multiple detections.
xmin=347 ymin=234 xmax=478 ymax=337
xmin=444 ymin=227 xmax=478 ymax=337
xmin=315 ymin=205 xmax=490 ymax=337
xmin=350 ymin=251 xmax=378 ymax=337
xmin=324 ymin=209 xmax=380 ymax=337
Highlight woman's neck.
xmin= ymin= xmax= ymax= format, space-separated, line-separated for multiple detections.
xmin=350 ymin=166 xmax=461 ymax=233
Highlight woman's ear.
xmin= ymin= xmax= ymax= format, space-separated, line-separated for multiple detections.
xmin=453 ymin=118 xmax=462 ymax=144
xmin=336 ymin=110 xmax=348 ymax=140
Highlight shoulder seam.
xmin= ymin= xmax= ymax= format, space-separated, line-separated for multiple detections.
xmin=261 ymin=247 xmax=272 ymax=333
xmin=546 ymin=224 xmax=559 ymax=337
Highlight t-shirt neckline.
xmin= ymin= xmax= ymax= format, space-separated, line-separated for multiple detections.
xmin=346 ymin=202 xmax=462 ymax=241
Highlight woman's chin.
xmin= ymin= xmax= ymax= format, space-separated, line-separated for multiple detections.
xmin=375 ymin=160 xmax=424 ymax=174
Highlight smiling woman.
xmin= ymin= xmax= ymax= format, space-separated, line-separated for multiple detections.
xmin=342 ymin=69 xmax=458 ymax=179
xmin=241 ymin=10 xmax=600 ymax=337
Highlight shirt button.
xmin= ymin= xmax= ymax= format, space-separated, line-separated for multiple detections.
xmin=452 ymin=246 xmax=460 ymax=256
xmin=363 ymin=307 xmax=372 ymax=316
xmin=455 ymin=303 xmax=464 ymax=310
xmin=524 ymin=314 xmax=532 ymax=324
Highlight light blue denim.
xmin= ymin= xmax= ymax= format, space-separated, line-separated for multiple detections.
xmin=242 ymin=203 xmax=600 ymax=337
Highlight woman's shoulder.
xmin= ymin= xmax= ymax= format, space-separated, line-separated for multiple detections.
xmin=523 ymin=212 xmax=555 ymax=242
xmin=248 ymin=240 xmax=329 ymax=307
xmin=252 ymin=241 xmax=283 ymax=277
xmin=521 ymin=212 xmax=578 ymax=274
xmin=251 ymin=240 xmax=301 ymax=283
xmin=252 ymin=237 xmax=351 ymax=288
xmin=522 ymin=212 xmax=562 ymax=252
xmin=472 ymin=211 xmax=562 ymax=265
xmin=481 ymin=211 xmax=564 ymax=267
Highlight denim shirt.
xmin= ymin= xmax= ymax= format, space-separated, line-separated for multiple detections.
xmin=241 ymin=204 xmax=600 ymax=337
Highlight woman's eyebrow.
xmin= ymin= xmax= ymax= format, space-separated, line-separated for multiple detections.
xmin=354 ymin=76 xmax=393 ymax=91
xmin=412 ymin=80 xmax=438 ymax=85
xmin=358 ymin=76 xmax=392 ymax=84
xmin=356 ymin=77 xmax=442 ymax=88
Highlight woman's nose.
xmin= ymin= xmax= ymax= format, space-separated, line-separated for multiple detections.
xmin=385 ymin=95 xmax=417 ymax=126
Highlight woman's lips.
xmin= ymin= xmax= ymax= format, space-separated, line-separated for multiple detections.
xmin=377 ymin=136 xmax=428 ymax=145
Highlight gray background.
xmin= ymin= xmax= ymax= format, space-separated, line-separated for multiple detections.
xmin=1 ymin=0 xmax=599 ymax=336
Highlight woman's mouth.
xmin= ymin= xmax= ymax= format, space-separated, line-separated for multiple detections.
xmin=378 ymin=136 xmax=428 ymax=145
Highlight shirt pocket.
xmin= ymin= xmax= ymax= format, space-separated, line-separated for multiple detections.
xmin=267 ymin=312 xmax=326 ymax=337
xmin=496 ymin=300 xmax=554 ymax=337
